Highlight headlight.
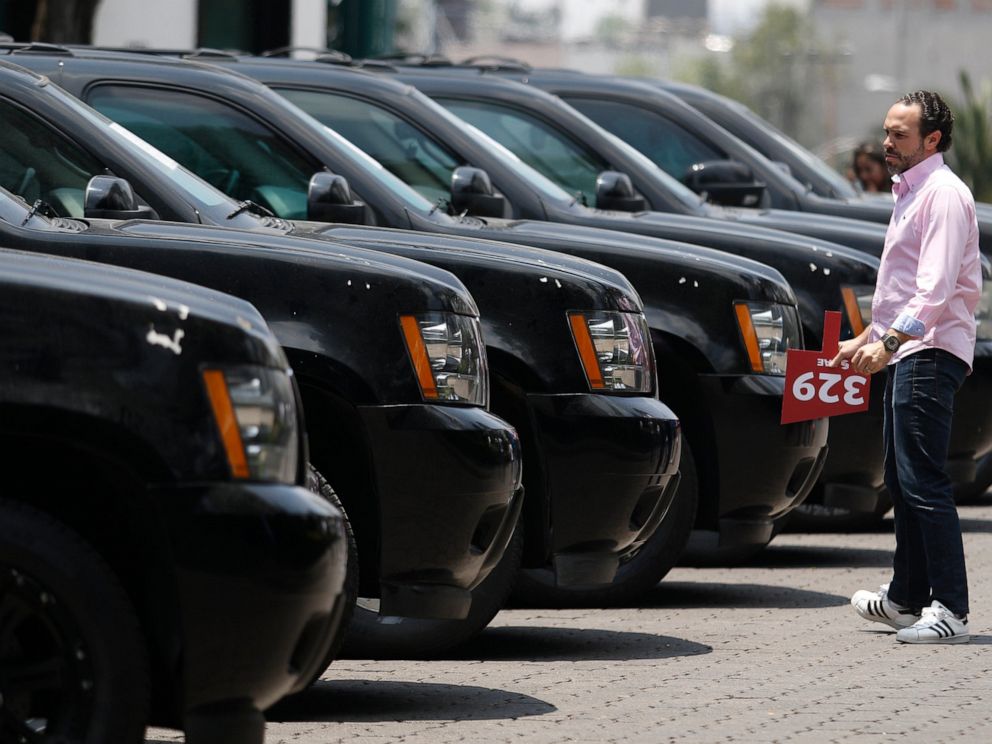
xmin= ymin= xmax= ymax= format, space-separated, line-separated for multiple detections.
xmin=841 ymin=285 xmax=874 ymax=335
xmin=202 ymin=366 xmax=300 ymax=483
xmin=734 ymin=301 xmax=801 ymax=375
xmin=400 ymin=313 xmax=489 ymax=405
xmin=975 ymin=279 xmax=992 ymax=341
xmin=568 ymin=311 xmax=655 ymax=393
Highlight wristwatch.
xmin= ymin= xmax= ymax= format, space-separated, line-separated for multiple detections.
xmin=881 ymin=333 xmax=902 ymax=353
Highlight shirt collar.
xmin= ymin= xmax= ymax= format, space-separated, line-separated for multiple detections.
xmin=891 ymin=152 xmax=944 ymax=197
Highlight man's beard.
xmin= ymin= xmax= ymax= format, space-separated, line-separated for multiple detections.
xmin=886 ymin=141 xmax=927 ymax=175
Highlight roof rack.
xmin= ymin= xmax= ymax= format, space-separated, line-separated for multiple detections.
xmin=373 ymin=52 xmax=454 ymax=66
xmin=8 ymin=42 xmax=73 ymax=56
xmin=350 ymin=58 xmax=399 ymax=72
xmin=182 ymin=47 xmax=242 ymax=60
xmin=460 ymin=55 xmax=532 ymax=72
xmin=261 ymin=46 xmax=352 ymax=62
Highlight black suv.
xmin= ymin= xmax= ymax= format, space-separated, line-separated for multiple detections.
xmin=0 ymin=248 xmax=348 ymax=743
xmin=0 ymin=57 xmax=692 ymax=638
xmin=0 ymin=59 xmax=529 ymax=657
xmin=211 ymin=55 xmax=888 ymax=528
xmin=15 ymin=49 xmax=835 ymax=565
xmin=369 ymin=62 xmax=992 ymax=513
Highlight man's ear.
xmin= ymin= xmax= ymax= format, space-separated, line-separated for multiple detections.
xmin=927 ymin=130 xmax=942 ymax=151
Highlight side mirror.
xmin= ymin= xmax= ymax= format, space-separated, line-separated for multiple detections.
xmin=683 ymin=160 xmax=766 ymax=207
xmin=595 ymin=170 xmax=646 ymax=212
xmin=307 ymin=172 xmax=366 ymax=224
xmin=84 ymin=176 xmax=158 ymax=220
xmin=771 ymin=160 xmax=793 ymax=177
xmin=450 ymin=166 xmax=505 ymax=217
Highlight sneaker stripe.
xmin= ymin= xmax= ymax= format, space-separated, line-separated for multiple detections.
xmin=936 ymin=620 xmax=953 ymax=638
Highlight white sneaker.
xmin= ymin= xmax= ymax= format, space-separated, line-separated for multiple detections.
xmin=851 ymin=583 xmax=920 ymax=630
xmin=896 ymin=600 xmax=970 ymax=644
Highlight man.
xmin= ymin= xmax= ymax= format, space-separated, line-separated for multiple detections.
xmin=830 ymin=90 xmax=982 ymax=644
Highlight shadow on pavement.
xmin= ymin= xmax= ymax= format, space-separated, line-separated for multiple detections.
xmin=958 ymin=516 xmax=992 ymax=533
xmin=637 ymin=580 xmax=846 ymax=610
xmin=267 ymin=679 xmax=555 ymax=723
xmin=444 ymin=625 xmax=711 ymax=662
xmin=748 ymin=543 xmax=894 ymax=568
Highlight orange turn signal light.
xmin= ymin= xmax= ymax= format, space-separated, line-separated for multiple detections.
xmin=399 ymin=315 xmax=439 ymax=400
xmin=734 ymin=302 xmax=764 ymax=373
xmin=841 ymin=287 xmax=866 ymax=336
xmin=202 ymin=369 xmax=250 ymax=479
xmin=569 ymin=313 xmax=606 ymax=389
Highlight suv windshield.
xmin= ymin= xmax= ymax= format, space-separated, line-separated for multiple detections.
xmin=727 ymin=100 xmax=859 ymax=199
xmin=275 ymin=85 xmax=576 ymax=209
xmin=435 ymin=95 xmax=705 ymax=212
xmin=39 ymin=82 xmax=265 ymax=228
xmin=86 ymin=82 xmax=439 ymax=220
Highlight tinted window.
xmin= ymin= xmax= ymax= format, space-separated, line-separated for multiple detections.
xmin=566 ymin=97 xmax=724 ymax=178
xmin=278 ymin=88 xmax=462 ymax=204
xmin=0 ymin=97 xmax=106 ymax=218
xmin=88 ymin=85 xmax=318 ymax=219
xmin=438 ymin=98 xmax=607 ymax=204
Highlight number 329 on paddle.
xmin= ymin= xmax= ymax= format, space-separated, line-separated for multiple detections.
xmin=781 ymin=311 xmax=870 ymax=425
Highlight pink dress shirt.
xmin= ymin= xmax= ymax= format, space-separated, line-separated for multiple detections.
xmin=871 ymin=152 xmax=982 ymax=369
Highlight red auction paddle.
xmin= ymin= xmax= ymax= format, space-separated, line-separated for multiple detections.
xmin=781 ymin=311 xmax=871 ymax=425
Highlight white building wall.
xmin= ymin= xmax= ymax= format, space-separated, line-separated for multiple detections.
xmin=92 ymin=0 xmax=324 ymax=51
xmin=92 ymin=0 xmax=198 ymax=48
xmin=813 ymin=0 xmax=992 ymax=147
xmin=291 ymin=0 xmax=328 ymax=50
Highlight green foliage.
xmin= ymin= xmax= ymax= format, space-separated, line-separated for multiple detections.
xmin=948 ymin=70 xmax=992 ymax=203
xmin=676 ymin=3 xmax=833 ymax=146
xmin=595 ymin=14 xmax=631 ymax=48
xmin=615 ymin=56 xmax=656 ymax=77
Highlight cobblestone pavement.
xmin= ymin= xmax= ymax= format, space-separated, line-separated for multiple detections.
xmin=147 ymin=496 xmax=992 ymax=744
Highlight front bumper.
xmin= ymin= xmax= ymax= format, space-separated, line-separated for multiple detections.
xmin=525 ymin=392 xmax=681 ymax=585
xmin=948 ymin=349 xmax=992 ymax=484
xmin=808 ymin=372 xmax=887 ymax=515
xmin=154 ymin=482 xmax=348 ymax=715
xmin=697 ymin=374 xmax=829 ymax=548
xmin=358 ymin=404 xmax=523 ymax=620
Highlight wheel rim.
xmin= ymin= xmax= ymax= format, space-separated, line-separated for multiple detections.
xmin=0 ymin=566 xmax=95 ymax=743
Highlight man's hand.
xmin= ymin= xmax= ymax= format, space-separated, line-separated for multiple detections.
xmin=849 ymin=340 xmax=892 ymax=375
xmin=828 ymin=337 xmax=864 ymax=368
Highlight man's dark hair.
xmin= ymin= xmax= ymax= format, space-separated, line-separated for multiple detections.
xmin=899 ymin=90 xmax=954 ymax=152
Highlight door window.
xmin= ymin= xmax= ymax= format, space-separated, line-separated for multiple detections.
xmin=0 ymin=97 xmax=107 ymax=218
xmin=88 ymin=85 xmax=318 ymax=219
xmin=437 ymin=98 xmax=608 ymax=205
xmin=277 ymin=88 xmax=462 ymax=204
xmin=565 ymin=97 xmax=725 ymax=179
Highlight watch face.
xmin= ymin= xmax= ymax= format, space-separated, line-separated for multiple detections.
xmin=883 ymin=335 xmax=900 ymax=352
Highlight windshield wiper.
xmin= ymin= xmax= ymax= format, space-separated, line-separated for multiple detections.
xmin=226 ymin=199 xmax=275 ymax=220
xmin=428 ymin=196 xmax=452 ymax=216
xmin=20 ymin=199 xmax=59 ymax=226
xmin=568 ymin=191 xmax=588 ymax=208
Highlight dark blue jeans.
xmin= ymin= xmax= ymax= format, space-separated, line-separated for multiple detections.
xmin=884 ymin=348 xmax=970 ymax=616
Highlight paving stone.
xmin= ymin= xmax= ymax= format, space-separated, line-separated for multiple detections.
xmin=146 ymin=496 xmax=992 ymax=743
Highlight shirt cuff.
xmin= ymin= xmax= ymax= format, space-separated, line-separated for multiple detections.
xmin=892 ymin=312 xmax=925 ymax=337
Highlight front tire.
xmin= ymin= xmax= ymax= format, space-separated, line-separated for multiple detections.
xmin=511 ymin=439 xmax=697 ymax=608
xmin=0 ymin=499 xmax=149 ymax=744
xmin=339 ymin=521 xmax=524 ymax=660
xmin=300 ymin=465 xmax=358 ymax=687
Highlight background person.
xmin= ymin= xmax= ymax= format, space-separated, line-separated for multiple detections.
xmin=851 ymin=140 xmax=892 ymax=193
